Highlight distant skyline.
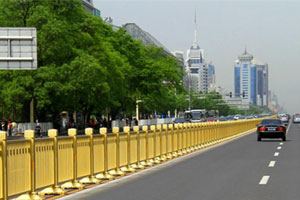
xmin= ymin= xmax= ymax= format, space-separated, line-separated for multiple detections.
xmin=94 ymin=0 xmax=300 ymax=113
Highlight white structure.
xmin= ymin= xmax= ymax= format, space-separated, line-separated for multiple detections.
xmin=185 ymin=14 xmax=209 ymax=93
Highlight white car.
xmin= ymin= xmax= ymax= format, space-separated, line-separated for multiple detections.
xmin=293 ymin=115 xmax=300 ymax=123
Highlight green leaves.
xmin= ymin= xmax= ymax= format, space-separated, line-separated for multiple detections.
xmin=0 ymin=0 xmax=186 ymax=121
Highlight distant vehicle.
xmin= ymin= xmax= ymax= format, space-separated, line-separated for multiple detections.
xmin=257 ymin=119 xmax=286 ymax=141
xmin=234 ymin=115 xmax=245 ymax=120
xmin=218 ymin=116 xmax=227 ymax=121
xmin=246 ymin=116 xmax=254 ymax=119
xmin=226 ymin=115 xmax=235 ymax=121
xmin=278 ymin=114 xmax=289 ymax=125
xmin=206 ymin=117 xmax=216 ymax=122
xmin=173 ymin=118 xmax=187 ymax=124
xmin=293 ymin=114 xmax=300 ymax=123
xmin=184 ymin=109 xmax=208 ymax=123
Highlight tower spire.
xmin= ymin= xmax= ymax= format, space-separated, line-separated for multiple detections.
xmin=194 ymin=11 xmax=197 ymax=44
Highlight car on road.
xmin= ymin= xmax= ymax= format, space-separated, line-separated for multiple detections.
xmin=257 ymin=119 xmax=286 ymax=141
xmin=173 ymin=118 xmax=188 ymax=124
xmin=278 ymin=114 xmax=289 ymax=125
xmin=293 ymin=114 xmax=300 ymax=123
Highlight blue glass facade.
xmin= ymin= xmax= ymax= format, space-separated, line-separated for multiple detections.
xmin=234 ymin=66 xmax=240 ymax=97
xmin=208 ymin=65 xmax=215 ymax=76
xmin=250 ymin=66 xmax=257 ymax=104
xmin=257 ymin=69 xmax=264 ymax=105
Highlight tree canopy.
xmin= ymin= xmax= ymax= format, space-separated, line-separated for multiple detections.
xmin=0 ymin=0 xmax=185 ymax=122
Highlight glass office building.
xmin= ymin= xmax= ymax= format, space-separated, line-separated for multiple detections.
xmin=234 ymin=49 xmax=268 ymax=106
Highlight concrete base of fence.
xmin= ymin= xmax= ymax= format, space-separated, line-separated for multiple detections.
xmin=14 ymin=192 xmax=43 ymax=200
xmin=61 ymin=181 xmax=84 ymax=190
xmin=39 ymin=186 xmax=65 ymax=196
xmin=96 ymin=172 xmax=114 ymax=180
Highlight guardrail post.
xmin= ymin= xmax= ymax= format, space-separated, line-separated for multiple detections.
xmin=16 ymin=130 xmax=43 ymax=200
xmin=186 ymin=123 xmax=192 ymax=153
xmin=40 ymin=129 xmax=65 ymax=196
xmin=62 ymin=129 xmax=84 ymax=189
xmin=152 ymin=125 xmax=161 ymax=164
xmin=177 ymin=124 xmax=183 ymax=156
xmin=140 ymin=126 xmax=152 ymax=167
xmin=147 ymin=125 xmax=155 ymax=164
xmin=80 ymin=128 xmax=101 ymax=183
xmin=158 ymin=125 xmax=167 ymax=161
xmin=164 ymin=124 xmax=172 ymax=159
xmin=131 ymin=126 xmax=145 ymax=169
xmin=182 ymin=123 xmax=187 ymax=154
xmin=120 ymin=126 xmax=135 ymax=173
xmin=170 ymin=124 xmax=178 ymax=158
xmin=0 ymin=131 xmax=8 ymax=200
xmin=109 ymin=127 xmax=125 ymax=176
xmin=96 ymin=128 xmax=114 ymax=180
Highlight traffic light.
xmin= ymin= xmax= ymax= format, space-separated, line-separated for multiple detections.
xmin=229 ymin=92 xmax=232 ymax=98
xmin=242 ymin=91 xmax=245 ymax=98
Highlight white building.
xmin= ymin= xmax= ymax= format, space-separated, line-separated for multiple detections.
xmin=185 ymin=15 xmax=209 ymax=93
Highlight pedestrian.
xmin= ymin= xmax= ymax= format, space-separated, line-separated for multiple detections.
xmin=35 ymin=119 xmax=42 ymax=137
xmin=7 ymin=120 xmax=12 ymax=136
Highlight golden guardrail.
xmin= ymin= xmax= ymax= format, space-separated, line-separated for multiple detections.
xmin=0 ymin=116 xmax=276 ymax=200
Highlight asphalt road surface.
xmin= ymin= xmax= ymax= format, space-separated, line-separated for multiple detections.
xmin=60 ymin=123 xmax=299 ymax=200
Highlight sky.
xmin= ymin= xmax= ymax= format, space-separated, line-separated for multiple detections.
xmin=94 ymin=0 xmax=300 ymax=113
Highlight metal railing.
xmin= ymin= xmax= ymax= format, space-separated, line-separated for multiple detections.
xmin=0 ymin=117 xmax=274 ymax=200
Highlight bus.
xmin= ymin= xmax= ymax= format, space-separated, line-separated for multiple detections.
xmin=184 ymin=109 xmax=208 ymax=122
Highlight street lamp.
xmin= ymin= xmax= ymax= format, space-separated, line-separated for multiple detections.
xmin=136 ymin=100 xmax=143 ymax=121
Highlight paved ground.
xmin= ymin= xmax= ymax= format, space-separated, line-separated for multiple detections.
xmin=59 ymin=123 xmax=299 ymax=200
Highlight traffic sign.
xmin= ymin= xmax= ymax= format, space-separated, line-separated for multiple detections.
xmin=0 ymin=27 xmax=37 ymax=70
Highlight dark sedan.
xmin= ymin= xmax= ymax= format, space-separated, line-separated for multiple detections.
xmin=257 ymin=119 xmax=286 ymax=141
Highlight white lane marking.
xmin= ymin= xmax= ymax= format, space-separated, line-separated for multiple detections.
xmin=259 ymin=176 xmax=270 ymax=185
xmin=279 ymin=143 xmax=283 ymax=145
xmin=268 ymin=161 xmax=276 ymax=167
xmin=286 ymin=123 xmax=291 ymax=135
xmin=274 ymin=152 xmax=279 ymax=156
xmin=277 ymin=146 xmax=282 ymax=150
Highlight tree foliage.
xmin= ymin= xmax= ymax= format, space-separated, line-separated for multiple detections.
xmin=0 ymin=0 xmax=185 ymax=122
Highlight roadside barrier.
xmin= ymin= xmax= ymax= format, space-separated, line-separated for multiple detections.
xmin=0 ymin=117 xmax=275 ymax=199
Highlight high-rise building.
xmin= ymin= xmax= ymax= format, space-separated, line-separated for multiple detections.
xmin=234 ymin=49 xmax=268 ymax=106
xmin=82 ymin=0 xmax=101 ymax=17
xmin=208 ymin=62 xmax=216 ymax=92
xmin=185 ymin=14 xmax=209 ymax=93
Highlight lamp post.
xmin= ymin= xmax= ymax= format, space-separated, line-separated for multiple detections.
xmin=136 ymin=100 xmax=143 ymax=121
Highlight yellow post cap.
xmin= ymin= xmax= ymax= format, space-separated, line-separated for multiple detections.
xmin=100 ymin=128 xmax=107 ymax=135
xmin=162 ymin=124 xmax=168 ymax=130
xmin=174 ymin=124 xmax=179 ymax=129
xmin=168 ymin=124 xmax=173 ymax=129
xmin=156 ymin=124 xmax=162 ymax=130
xmin=0 ymin=131 xmax=7 ymax=141
xmin=112 ymin=127 xmax=119 ymax=134
xmin=85 ymin=128 xmax=93 ymax=136
xmin=133 ymin=126 xmax=139 ymax=132
xmin=150 ymin=125 xmax=156 ymax=131
xmin=142 ymin=126 xmax=148 ymax=132
xmin=48 ymin=129 xmax=58 ymax=138
xmin=68 ymin=128 xmax=77 ymax=136
xmin=24 ymin=130 xmax=35 ymax=139
xmin=123 ymin=126 xmax=130 ymax=133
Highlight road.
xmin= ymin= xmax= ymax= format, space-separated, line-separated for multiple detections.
xmin=59 ymin=123 xmax=299 ymax=200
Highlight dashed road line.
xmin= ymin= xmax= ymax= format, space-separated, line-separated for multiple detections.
xmin=259 ymin=176 xmax=270 ymax=185
xmin=279 ymin=143 xmax=283 ymax=145
xmin=274 ymin=152 xmax=279 ymax=156
xmin=268 ymin=161 xmax=276 ymax=167
xmin=277 ymin=146 xmax=282 ymax=150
